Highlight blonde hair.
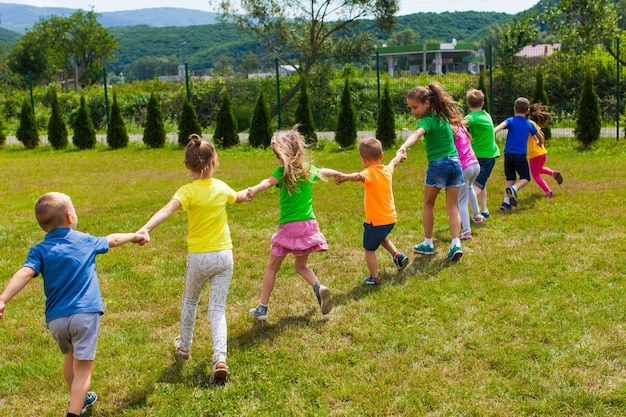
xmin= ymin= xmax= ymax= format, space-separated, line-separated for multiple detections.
xmin=407 ymin=82 xmax=462 ymax=125
xmin=359 ymin=137 xmax=383 ymax=161
xmin=271 ymin=126 xmax=311 ymax=195
xmin=35 ymin=192 xmax=73 ymax=232
xmin=466 ymin=88 xmax=485 ymax=109
xmin=184 ymin=134 xmax=217 ymax=176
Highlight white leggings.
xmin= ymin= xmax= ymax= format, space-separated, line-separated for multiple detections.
xmin=179 ymin=250 xmax=233 ymax=366
xmin=459 ymin=163 xmax=481 ymax=233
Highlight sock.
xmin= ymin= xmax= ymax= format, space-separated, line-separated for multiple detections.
xmin=424 ymin=238 xmax=433 ymax=247
xmin=503 ymin=197 xmax=510 ymax=204
xmin=511 ymin=185 xmax=518 ymax=192
xmin=257 ymin=303 xmax=268 ymax=313
xmin=451 ymin=238 xmax=460 ymax=248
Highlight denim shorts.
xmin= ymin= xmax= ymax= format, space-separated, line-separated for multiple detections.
xmin=47 ymin=312 xmax=100 ymax=360
xmin=425 ymin=156 xmax=464 ymax=188
xmin=504 ymin=153 xmax=530 ymax=182
xmin=474 ymin=157 xmax=497 ymax=190
xmin=363 ymin=222 xmax=395 ymax=251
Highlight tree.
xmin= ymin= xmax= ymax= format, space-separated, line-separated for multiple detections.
xmin=215 ymin=0 xmax=399 ymax=115
xmin=294 ymin=75 xmax=317 ymax=143
xmin=0 ymin=119 xmax=5 ymax=146
xmin=376 ymin=80 xmax=396 ymax=149
xmin=575 ymin=67 xmax=601 ymax=149
xmin=143 ymin=92 xmax=167 ymax=148
xmin=16 ymin=99 xmax=39 ymax=149
xmin=6 ymin=31 xmax=51 ymax=84
xmin=240 ymin=51 xmax=259 ymax=76
xmin=213 ymin=89 xmax=239 ymax=148
xmin=178 ymin=98 xmax=202 ymax=147
xmin=531 ymin=65 xmax=551 ymax=140
xmin=106 ymin=91 xmax=129 ymax=149
xmin=335 ymin=77 xmax=357 ymax=149
xmin=248 ymin=91 xmax=272 ymax=148
xmin=498 ymin=13 xmax=538 ymax=69
xmin=477 ymin=69 xmax=490 ymax=114
xmin=47 ymin=87 xmax=69 ymax=150
xmin=73 ymin=96 xmax=97 ymax=150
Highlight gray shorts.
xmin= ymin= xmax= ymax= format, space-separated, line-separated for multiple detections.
xmin=47 ymin=313 xmax=100 ymax=360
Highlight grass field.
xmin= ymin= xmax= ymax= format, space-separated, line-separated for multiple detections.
xmin=0 ymin=137 xmax=625 ymax=416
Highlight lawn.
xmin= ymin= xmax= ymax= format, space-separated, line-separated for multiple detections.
xmin=0 ymin=137 xmax=625 ymax=416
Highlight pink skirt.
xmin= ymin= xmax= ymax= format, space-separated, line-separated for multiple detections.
xmin=271 ymin=219 xmax=328 ymax=257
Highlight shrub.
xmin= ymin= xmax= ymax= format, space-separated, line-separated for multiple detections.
xmin=213 ymin=89 xmax=239 ymax=148
xmin=16 ymin=99 xmax=39 ymax=149
xmin=47 ymin=87 xmax=68 ymax=150
xmin=335 ymin=77 xmax=357 ymax=149
xmin=294 ymin=75 xmax=317 ymax=143
xmin=376 ymin=80 xmax=396 ymax=149
xmin=178 ymin=98 xmax=202 ymax=147
xmin=73 ymin=96 xmax=97 ymax=150
xmin=248 ymin=90 xmax=272 ymax=148
xmin=0 ymin=119 xmax=5 ymax=146
xmin=143 ymin=92 xmax=166 ymax=148
xmin=532 ymin=65 xmax=551 ymax=140
xmin=106 ymin=90 xmax=129 ymax=149
xmin=575 ymin=67 xmax=601 ymax=149
xmin=477 ymin=69 xmax=489 ymax=114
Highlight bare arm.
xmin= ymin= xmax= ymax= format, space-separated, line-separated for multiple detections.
xmin=0 ymin=267 xmax=36 ymax=319
xmin=535 ymin=131 xmax=545 ymax=147
xmin=386 ymin=153 xmax=405 ymax=174
xmin=235 ymin=189 xmax=249 ymax=203
xmin=319 ymin=168 xmax=343 ymax=179
xmin=397 ymin=128 xmax=426 ymax=158
xmin=336 ymin=171 xmax=364 ymax=184
xmin=137 ymin=199 xmax=182 ymax=242
xmin=493 ymin=121 xmax=507 ymax=134
xmin=248 ymin=176 xmax=279 ymax=200
xmin=107 ymin=232 xmax=147 ymax=248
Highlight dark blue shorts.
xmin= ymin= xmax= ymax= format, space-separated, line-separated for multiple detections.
xmin=504 ymin=153 xmax=530 ymax=182
xmin=363 ymin=222 xmax=395 ymax=251
xmin=474 ymin=157 xmax=497 ymax=190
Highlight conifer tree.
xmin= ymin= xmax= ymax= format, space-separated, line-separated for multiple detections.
xmin=294 ymin=75 xmax=317 ymax=143
xmin=47 ymin=87 xmax=68 ymax=150
xmin=376 ymin=80 xmax=396 ymax=149
xmin=143 ymin=92 xmax=166 ymax=148
xmin=248 ymin=90 xmax=272 ymax=148
xmin=106 ymin=90 xmax=129 ymax=149
xmin=16 ymin=99 xmax=39 ymax=149
xmin=531 ymin=65 xmax=551 ymax=140
xmin=213 ymin=89 xmax=239 ymax=148
xmin=477 ymin=69 xmax=490 ymax=114
xmin=575 ymin=67 xmax=601 ymax=149
xmin=335 ymin=77 xmax=357 ymax=149
xmin=73 ymin=96 xmax=97 ymax=150
xmin=178 ymin=97 xmax=202 ymax=147
xmin=0 ymin=119 xmax=6 ymax=146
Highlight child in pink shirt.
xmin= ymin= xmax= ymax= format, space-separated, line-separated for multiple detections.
xmin=452 ymin=124 xmax=481 ymax=240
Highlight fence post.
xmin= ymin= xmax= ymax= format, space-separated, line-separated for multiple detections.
xmin=275 ymin=58 xmax=281 ymax=129
xmin=184 ymin=63 xmax=191 ymax=102
xmin=617 ymin=37 xmax=621 ymax=140
xmin=376 ymin=52 xmax=381 ymax=108
xmin=103 ymin=68 xmax=110 ymax=125
xmin=28 ymin=71 xmax=34 ymax=116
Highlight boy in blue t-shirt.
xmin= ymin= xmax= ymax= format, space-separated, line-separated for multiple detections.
xmin=0 ymin=192 xmax=145 ymax=417
xmin=494 ymin=97 xmax=542 ymax=210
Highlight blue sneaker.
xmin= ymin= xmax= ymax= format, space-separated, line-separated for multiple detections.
xmin=447 ymin=246 xmax=463 ymax=261
xmin=81 ymin=391 xmax=97 ymax=415
xmin=249 ymin=305 xmax=268 ymax=321
xmin=393 ymin=252 xmax=409 ymax=271
xmin=481 ymin=210 xmax=490 ymax=219
xmin=505 ymin=187 xmax=518 ymax=206
xmin=363 ymin=276 xmax=381 ymax=285
xmin=500 ymin=202 xmax=513 ymax=211
xmin=413 ymin=243 xmax=435 ymax=255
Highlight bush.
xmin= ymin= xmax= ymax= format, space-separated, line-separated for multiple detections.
xmin=73 ymin=96 xmax=97 ymax=150
xmin=376 ymin=80 xmax=396 ymax=149
xmin=106 ymin=91 xmax=129 ymax=149
xmin=47 ymin=87 xmax=69 ymax=150
xmin=575 ymin=68 xmax=601 ymax=149
xmin=248 ymin=90 xmax=272 ymax=148
xmin=0 ymin=119 xmax=5 ymax=146
xmin=178 ymin=98 xmax=202 ymax=147
xmin=213 ymin=89 xmax=239 ymax=148
xmin=477 ymin=69 xmax=489 ymax=114
xmin=532 ymin=65 xmax=551 ymax=140
xmin=143 ymin=92 xmax=166 ymax=148
xmin=294 ymin=75 xmax=317 ymax=143
xmin=335 ymin=77 xmax=357 ymax=149
xmin=16 ymin=99 xmax=39 ymax=149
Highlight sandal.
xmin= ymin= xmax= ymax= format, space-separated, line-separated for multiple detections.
xmin=210 ymin=362 xmax=229 ymax=385
xmin=460 ymin=231 xmax=472 ymax=241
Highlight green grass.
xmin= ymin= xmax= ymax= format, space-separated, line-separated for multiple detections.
xmin=0 ymin=138 xmax=625 ymax=416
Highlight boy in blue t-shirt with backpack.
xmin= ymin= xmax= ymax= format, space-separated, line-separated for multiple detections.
xmin=494 ymin=97 xmax=542 ymax=210
xmin=0 ymin=192 xmax=145 ymax=417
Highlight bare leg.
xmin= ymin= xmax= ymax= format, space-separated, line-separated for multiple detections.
xmin=259 ymin=254 xmax=286 ymax=305
xmin=445 ymin=187 xmax=461 ymax=239
xmin=474 ymin=184 xmax=488 ymax=213
xmin=65 ymin=352 xmax=93 ymax=416
xmin=423 ymin=185 xmax=440 ymax=239
xmin=380 ymin=237 xmax=398 ymax=256
xmin=294 ymin=253 xmax=318 ymax=286
xmin=365 ymin=250 xmax=378 ymax=278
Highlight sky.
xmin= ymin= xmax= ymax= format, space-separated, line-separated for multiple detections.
xmin=7 ymin=0 xmax=541 ymax=16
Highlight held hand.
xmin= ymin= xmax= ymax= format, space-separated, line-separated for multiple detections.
xmin=246 ymin=187 xmax=255 ymax=201
xmin=0 ymin=300 xmax=6 ymax=319
xmin=396 ymin=148 xmax=407 ymax=160
xmin=136 ymin=230 xmax=151 ymax=245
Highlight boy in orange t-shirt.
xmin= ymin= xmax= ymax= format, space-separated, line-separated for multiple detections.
xmin=336 ymin=138 xmax=408 ymax=285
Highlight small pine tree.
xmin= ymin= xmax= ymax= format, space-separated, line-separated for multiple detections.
xmin=73 ymin=96 xmax=97 ymax=150
xmin=143 ymin=92 xmax=166 ymax=148
xmin=531 ymin=65 xmax=551 ymax=140
xmin=575 ymin=67 xmax=601 ymax=149
xmin=335 ymin=77 xmax=357 ymax=149
xmin=178 ymin=98 xmax=202 ymax=147
xmin=213 ymin=89 xmax=239 ymax=148
xmin=248 ymin=90 xmax=272 ymax=148
xmin=0 ymin=119 xmax=5 ymax=146
xmin=47 ymin=87 xmax=68 ymax=150
xmin=106 ymin=91 xmax=129 ymax=149
xmin=376 ymin=80 xmax=396 ymax=149
xmin=477 ymin=69 xmax=490 ymax=114
xmin=294 ymin=75 xmax=317 ymax=143
xmin=16 ymin=99 xmax=39 ymax=149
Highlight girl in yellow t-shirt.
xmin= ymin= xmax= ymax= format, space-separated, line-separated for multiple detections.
xmin=527 ymin=103 xmax=563 ymax=197
xmin=138 ymin=134 xmax=248 ymax=385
